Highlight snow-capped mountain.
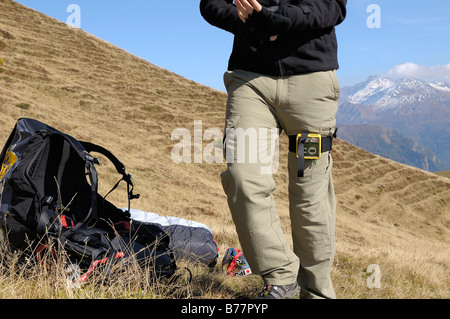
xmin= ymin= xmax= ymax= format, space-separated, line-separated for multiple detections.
xmin=337 ymin=76 xmax=450 ymax=172
xmin=342 ymin=75 xmax=450 ymax=113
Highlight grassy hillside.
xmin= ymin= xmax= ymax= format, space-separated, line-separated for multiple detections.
xmin=0 ymin=0 xmax=448 ymax=298
xmin=435 ymin=171 xmax=450 ymax=179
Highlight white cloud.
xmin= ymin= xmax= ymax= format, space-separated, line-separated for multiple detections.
xmin=386 ymin=63 xmax=450 ymax=82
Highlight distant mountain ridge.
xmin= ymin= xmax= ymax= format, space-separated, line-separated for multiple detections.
xmin=338 ymin=124 xmax=446 ymax=172
xmin=345 ymin=75 xmax=450 ymax=110
xmin=337 ymin=75 xmax=450 ymax=172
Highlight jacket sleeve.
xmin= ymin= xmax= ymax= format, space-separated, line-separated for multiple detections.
xmin=200 ymin=0 xmax=271 ymax=47
xmin=288 ymin=0 xmax=347 ymax=30
xmin=200 ymin=0 xmax=240 ymax=34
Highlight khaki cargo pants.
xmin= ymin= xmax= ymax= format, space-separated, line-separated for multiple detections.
xmin=221 ymin=69 xmax=339 ymax=299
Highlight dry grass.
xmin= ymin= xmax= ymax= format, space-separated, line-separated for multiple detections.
xmin=0 ymin=0 xmax=449 ymax=299
xmin=0 ymin=239 xmax=203 ymax=299
xmin=435 ymin=171 xmax=450 ymax=179
xmin=0 ymin=235 xmax=264 ymax=299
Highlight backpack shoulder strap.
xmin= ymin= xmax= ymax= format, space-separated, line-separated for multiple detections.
xmin=80 ymin=141 xmax=140 ymax=212
xmin=80 ymin=142 xmax=126 ymax=176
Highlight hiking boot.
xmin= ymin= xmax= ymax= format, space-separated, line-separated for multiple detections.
xmin=256 ymin=282 xmax=300 ymax=299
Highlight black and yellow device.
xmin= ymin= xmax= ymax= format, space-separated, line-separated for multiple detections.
xmin=296 ymin=133 xmax=322 ymax=160
xmin=289 ymin=130 xmax=337 ymax=178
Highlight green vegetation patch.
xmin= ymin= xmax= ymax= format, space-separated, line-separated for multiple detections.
xmin=15 ymin=103 xmax=31 ymax=110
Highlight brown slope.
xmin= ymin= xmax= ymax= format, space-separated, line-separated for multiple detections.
xmin=0 ymin=0 xmax=448 ymax=298
xmin=0 ymin=0 xmax=228 ymax=222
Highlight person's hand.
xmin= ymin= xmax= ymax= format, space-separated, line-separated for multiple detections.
xmin=235 ymin=0 xmax=262 ymax=23
xmin=235 ymin=0 xmax=278 ymax=41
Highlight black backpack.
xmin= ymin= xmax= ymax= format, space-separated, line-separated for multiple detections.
xmin=0 ymin=118 xmax=177 ymax=282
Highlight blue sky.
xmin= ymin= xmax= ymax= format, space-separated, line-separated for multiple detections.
xmin=14 ymin=0 xmax=450 ymax=91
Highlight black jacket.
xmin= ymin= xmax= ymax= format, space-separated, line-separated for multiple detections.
xmin=200 ymin=0 xmax=347 ymax=76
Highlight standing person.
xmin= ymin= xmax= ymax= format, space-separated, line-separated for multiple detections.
xmin=200 ymin=0 xmax=346 ymax=299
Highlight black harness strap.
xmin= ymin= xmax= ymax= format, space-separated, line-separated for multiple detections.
xmin=296 ymin=134 xmax=309 ymax=178
xmin=80 ymin=141 xmax=140 ymax=213
xmin=288 ymin=130 xmax=337 ymax=178
xmin=80 ymin=142 xmax=126 ymax=176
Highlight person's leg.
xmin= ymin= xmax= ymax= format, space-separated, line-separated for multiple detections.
xmin=275 ymin=70 xmax=339 ymax=299
xmin=221 ymin=70 xmax=299 ymax=286
xmin=289 ymin=152 xmax=336 ymax=299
